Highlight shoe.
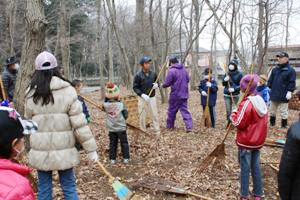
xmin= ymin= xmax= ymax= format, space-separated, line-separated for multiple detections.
xmin=254 ymin=197 xmax=262 ymax=200
xmin=186 ymin=129 xmax=192 ymax=133
xmin=123 ymin=159 xmax=129 ymax=164
xmin=281 ymin=119 xmax=288 ymax=129
xmin=240 ymin=198 xmax=249 ymax=200
xmin=110 ymin=160 xmax=116 ymax=165
xmin=270 ymin=116 xmax=276 ymax=127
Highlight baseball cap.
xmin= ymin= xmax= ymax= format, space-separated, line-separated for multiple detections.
xmin=276 ymin=52 xmax=289 ymax=58
xmin=139 ymin=56 xmax=152 ymax=65
xmin=35 ymin=51 xmax=58 ymax=71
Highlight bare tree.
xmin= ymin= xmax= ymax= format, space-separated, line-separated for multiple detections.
xmin=97 ymin=0 xmax=105 ymax=98
xmin=106 ymin=0 xmax=133 ymax=88
xmin=256 ymin=0 xmax=264 ymax=74
xmin=59 ymin=0 xmax=70 ymax=79
xmin=6 ymin=0 xmax=17 ymax=55
xmin=14 ymin=0 xmax=47 ymax=115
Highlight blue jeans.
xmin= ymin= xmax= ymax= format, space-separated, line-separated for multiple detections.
xmin=38 ymin=168 xmax=79 ymax=200
xmin=239 ymin=148 xmax=263 ymax=198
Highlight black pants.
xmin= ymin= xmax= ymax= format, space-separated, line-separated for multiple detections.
xmin=109 ymin=131 xmax=130 ymax=160
xmin=202 ymin=105 xmax=216 ymax=128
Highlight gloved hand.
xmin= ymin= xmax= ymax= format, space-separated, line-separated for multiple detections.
xmin=86 ymin=117 xmax=91 ymax=124
xmin=141 ymin=94 xmax=150 ymax=102
xmin=88 ymin=151 xmax=98 ymax=162
xmin=152 ymin=83 xmax=159 ymax=90
xmin=206 ymin=82 xmax=212 ymax=88
xmin=228 ymin=88 xmax=235 ymax=93
xmin=224 ymin=76 xmax=230 ymax=82
xmin=201 ymin=91 xmax=207 ymax=96
xmin=286 ymin=91 xmax=292 ymax=100
xmin=232 ymin=104 xmax=238 ymax=112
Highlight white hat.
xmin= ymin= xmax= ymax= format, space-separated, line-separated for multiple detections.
xmin=35 ymin=51 xmax=58 ymax=71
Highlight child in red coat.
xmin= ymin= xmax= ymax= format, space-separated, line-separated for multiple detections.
xmin=230 ymin=74 xmax=268 ymax=200
xmin=0 ymin=105 xmax=38 ymax=200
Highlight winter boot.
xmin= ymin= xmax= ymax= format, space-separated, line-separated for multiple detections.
xmin=270 ymin=116 xmax=276 ymax=127
xmin=281 ymin=119 xmax=288 ymax=129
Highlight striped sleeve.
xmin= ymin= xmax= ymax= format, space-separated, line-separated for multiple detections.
xmin=230 ymin=100 xmax=251 ymax=129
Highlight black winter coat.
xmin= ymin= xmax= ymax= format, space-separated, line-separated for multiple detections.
xmin=198 ymin=79 xmax=218 ymax=106
xmin=278 ymin=120 xmax=300 ymax=200
xmin=267 ymin=64 xmax=296 ymax=103
xmin=133 ymin=70 xmax=158 ymax=97
xmin=222 ymin=69 xmax=243 ymax=96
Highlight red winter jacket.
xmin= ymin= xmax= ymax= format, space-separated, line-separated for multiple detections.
xmin=0 ymin=159 xmax=35 ymax=200
xmin=230 ymin=95 xmax=268 ymax=149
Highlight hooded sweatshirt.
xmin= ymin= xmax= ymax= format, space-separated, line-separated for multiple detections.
xmin=230 ymin=95 xmax=268 ymax=149
xmin=162 ymin=63 xmax=189 ymax=99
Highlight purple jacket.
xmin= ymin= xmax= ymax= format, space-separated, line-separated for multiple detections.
xmin=162 ymin=64 xmax=189 ymax=99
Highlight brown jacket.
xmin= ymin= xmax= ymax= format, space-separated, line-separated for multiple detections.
xmin=25 ymin=76 xmax=97 ymax=171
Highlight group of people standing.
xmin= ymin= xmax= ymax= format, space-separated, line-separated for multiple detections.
xmin=0 ymin=50 xmax=299 ymax=200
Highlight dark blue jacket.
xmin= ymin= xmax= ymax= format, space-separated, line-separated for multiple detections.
xmin=133 ymin=70 xmax=158 ymax=97
xmin=198 ymin=79 xmax=218 ymax=106
xmin=78 ymin=96 xmax=90 ymax=120
xmin=222 ymin=70 xmax=243 ymax=96
xmin=267 ymin=64 xmax=296 ymax=103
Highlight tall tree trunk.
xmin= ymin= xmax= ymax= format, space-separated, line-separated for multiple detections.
xmin=135 ymin=0 xmax=145 ymax=74
xmin=108 ymin=24 xmax=114 ymax=82
xmin=6 ymin=0 xmax=17 ymax=55
xmin=59 ymin=0 xmax=70 ymax=79
xmin=285 ymin=0 xmax=293 ymax=48
xmin=191 ymin=0 xmax=200 ymax=90
xmin=97 ymin=0 xmax=105 ymax=98
xmin=106 ymin=0 xmax=133 ymax=88
xmin=228 ymin=0 xmax=235 ymax=63
xmin=14 ymin=0 xmax=46 ymax=115
xmin=256 ymin=0 xmax=264 ymax=74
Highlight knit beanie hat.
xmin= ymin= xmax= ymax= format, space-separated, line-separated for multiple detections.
xmin=240 ymin=74 xmax=259 ymax=94
xmin=259 ymin=74 xmax=267 ymax=85
xmin=35 ymin=51 xmax=58 ymax=71
xmin=105 ymin=82 xmax=120 ymax=99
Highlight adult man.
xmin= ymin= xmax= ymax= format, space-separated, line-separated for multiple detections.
xmin=267 ymin=52 xmax=296 ymax=128
xmin=222 ymin=59 xmax=243 ymax=126
xmin=2 ymin=56 xmax=19 ymax=101
xmin=133 ymin=56 xmax=160 ymax=134
xmin=162 ymin=57 xmax=193 ymax=132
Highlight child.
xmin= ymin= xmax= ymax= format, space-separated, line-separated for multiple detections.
xmin=25 ymin=51 xmax=98 ymax=200
xmin=198 ymin=68 xmax=218 ymax=128
xmin=103 ymin=82 xmax=130 ymax=165
xmin=256 ymin=74 xmax=270 ymax=106
xmin=72 ymin=79 xmax=90 ymax=123
xmin=0 ymin=106 xmax=37 ymax=200
xmin=230 ymin=74 xmax=268 ymax=200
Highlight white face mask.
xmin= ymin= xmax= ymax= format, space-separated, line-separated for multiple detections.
xmin=228 ymin=64 xmax=235 ymax=71
xmin=14 ymin=63 xmax=20 ymax=70
xmin=204 ymin=75 xmax=209 ymax=79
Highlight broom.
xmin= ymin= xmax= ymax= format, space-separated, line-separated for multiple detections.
xmin=201 ymin=68 xmax=212 ymax=128
xmin=97 ymin=160 xmax=135 ymax=200
xmin=197 ymin=76 xmax=255 ymax=173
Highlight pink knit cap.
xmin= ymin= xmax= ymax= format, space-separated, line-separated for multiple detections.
xmin=35 ymin=51 xmax=58 ymax=71
xmin=240 ymin=74 xmax=259 ymax=94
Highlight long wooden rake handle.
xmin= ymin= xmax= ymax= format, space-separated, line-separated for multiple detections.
xmin=80 ymin=95 xmax=152 ymax=136
xmin=96 ymin=160 xmax=115 ymax=182
xmin=0 ymin=77 xmax=7 ymax=100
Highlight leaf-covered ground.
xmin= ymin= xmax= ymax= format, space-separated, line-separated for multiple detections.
xmin=40 ymin=87 xmax=299 ymax=199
